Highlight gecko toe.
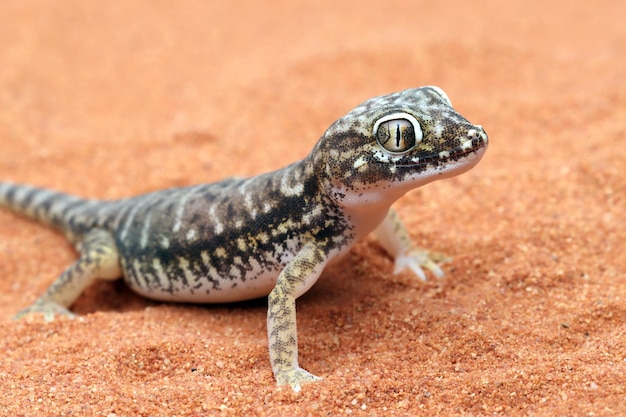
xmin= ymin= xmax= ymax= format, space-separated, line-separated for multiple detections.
xmin=394 ymin=249 xmax=450 ymax=280
xmin=276 ymin=366 xmax=322 ymax=393
xmin=14 ymin=301 xmax=76 ymax=322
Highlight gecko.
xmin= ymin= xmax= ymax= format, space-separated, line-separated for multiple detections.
xmin=0 ymin=86 xmax=488 ymax=391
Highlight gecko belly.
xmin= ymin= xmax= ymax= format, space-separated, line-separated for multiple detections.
xmin=122 ymin=266 xmax=282 ymax=303
xmin=118 ymin=240 xmax=354 ymax=304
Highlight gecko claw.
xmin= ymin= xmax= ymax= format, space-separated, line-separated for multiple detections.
xmin=394 ymin=249 xmax=450 ymax=280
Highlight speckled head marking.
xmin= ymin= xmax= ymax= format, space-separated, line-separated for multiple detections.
xmin=311 ymin=86 xmax=488 ymax=207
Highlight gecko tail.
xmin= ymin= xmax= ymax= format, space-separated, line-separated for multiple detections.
xmin=0 ymin=182 xmax=97 ymax=232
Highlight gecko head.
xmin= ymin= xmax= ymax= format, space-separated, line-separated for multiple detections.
xmin=311 ymin=86 xmax=488 ymax=208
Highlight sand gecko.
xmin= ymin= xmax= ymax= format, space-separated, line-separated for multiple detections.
xmin=0 ymin=86 xmax=488 ymax=391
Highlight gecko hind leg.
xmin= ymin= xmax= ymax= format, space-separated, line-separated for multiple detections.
xmin=14 ymin=229 xmax=122 ymax=321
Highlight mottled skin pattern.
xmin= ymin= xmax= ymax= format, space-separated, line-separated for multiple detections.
xmin=0 ymin=87 xmax=488 ymax=391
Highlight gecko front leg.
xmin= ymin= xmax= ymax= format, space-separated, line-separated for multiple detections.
xmin=374 ymin=209 xmax=450 ymax=280
xmin=267 ymin=241 xmax=328 ymax=392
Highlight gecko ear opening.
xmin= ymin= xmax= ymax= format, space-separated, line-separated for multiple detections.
xmin=373 ymin=113 xmax=422 ymax=154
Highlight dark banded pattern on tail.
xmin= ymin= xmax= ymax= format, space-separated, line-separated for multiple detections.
xmin=0 ymin=182 xmax=101 ymax=239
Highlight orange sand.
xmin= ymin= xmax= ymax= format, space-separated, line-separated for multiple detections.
xmin=1 ymin=0 xmax=625 ymax=415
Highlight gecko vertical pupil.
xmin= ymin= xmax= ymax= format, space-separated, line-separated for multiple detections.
xmin=375 ymin=118 xmax=416 ymax=153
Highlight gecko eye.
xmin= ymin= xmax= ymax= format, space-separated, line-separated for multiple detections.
xmin=373 ymin=113 xmax=422 ymax=154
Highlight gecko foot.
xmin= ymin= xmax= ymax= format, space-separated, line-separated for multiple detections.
xmin=13 ymin=300 xmax=76 ymax=322
xmin=275 ymin=366 xmax=322 ymax=393
xmin=394 ymin=249 xmax=451 ymax=281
